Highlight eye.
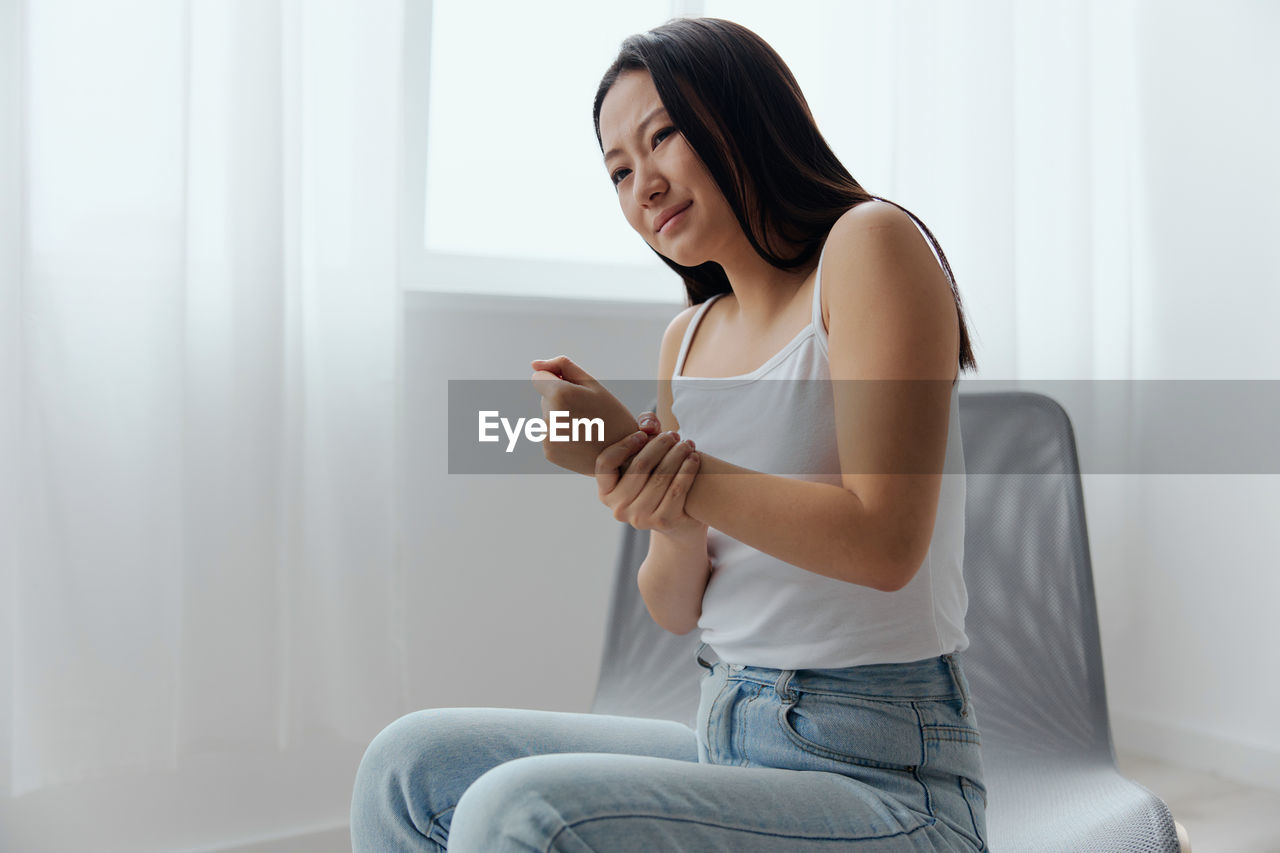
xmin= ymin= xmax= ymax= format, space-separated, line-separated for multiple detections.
xmin=610 ymin=127 xmax=677 ymax=187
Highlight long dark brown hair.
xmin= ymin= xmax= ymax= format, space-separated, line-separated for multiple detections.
xmin=593 ymin=16 xmax=976 ymax=374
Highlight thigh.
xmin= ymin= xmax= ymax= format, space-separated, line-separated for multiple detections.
xmin=351 ymin=706 xmax=697 ymax=850
xmin=448 ymin=750 xmax=954 ymax=852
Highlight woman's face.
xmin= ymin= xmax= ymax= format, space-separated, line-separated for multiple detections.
xmin=598 ymin=69 xmax=737 ymax=267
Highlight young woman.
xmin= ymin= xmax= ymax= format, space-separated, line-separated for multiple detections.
xmin=352 ymin=17 xmax=985 ymax=852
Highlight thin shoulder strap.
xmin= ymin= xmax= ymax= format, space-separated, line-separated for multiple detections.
xmin=811 ymin=236 xmax=832 ymax=332
xmin=674 ymin=294 xmax=725 ymax=378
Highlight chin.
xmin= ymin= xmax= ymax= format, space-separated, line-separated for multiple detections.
xmin=659 ymin=248 xmax=695 ymax=268
xmin=651 ymin=236 xmax=700 ymax=267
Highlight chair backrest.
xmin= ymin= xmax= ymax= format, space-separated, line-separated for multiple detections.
xmin=588 ymin=399 xmax=716 ymax=728
xmin=591 ymin=391 xmax=1117 ymax=769
xmin=588 ymin=483 xmax=704 ymax=727
xmin=956 ymin=391 xmax=1115 ymax=765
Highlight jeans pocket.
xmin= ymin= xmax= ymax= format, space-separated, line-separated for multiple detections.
xmin=960 ymin=777 xmax=988 ymax=851
xmin=775 ymin=692 xmax=921 ymax=772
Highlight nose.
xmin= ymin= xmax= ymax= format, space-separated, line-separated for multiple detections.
xmin=631 ymin=160 xmax=667 ymax=205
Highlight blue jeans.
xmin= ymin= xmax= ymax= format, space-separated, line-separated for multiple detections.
xmin=350 ymin=644 xmax=988 ymax=851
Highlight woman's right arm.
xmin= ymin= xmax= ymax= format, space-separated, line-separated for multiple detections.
xmin=636 ymin=306 xmax=712 ymax=635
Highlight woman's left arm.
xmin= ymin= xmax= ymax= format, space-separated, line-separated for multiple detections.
xmin=681 ymin=203 xmax=961 ymax=593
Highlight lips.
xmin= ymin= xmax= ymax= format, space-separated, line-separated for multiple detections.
xmin=655 ymin=201 xmax=692 ymax=234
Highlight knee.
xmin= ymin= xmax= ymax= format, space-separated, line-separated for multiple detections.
xmin=350 ymin=709 xmax=457 ymax=846
xmin=354 ymin=708 xmax=443 ymax=794
xmin=448 ymin=756 xmax=578 ymax=853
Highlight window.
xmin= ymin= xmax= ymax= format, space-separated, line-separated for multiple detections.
xmin=403 ymin=0 xmax=689 ymax=301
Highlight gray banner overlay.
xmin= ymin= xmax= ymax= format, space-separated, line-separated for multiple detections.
xmin=448 ymin=379 xmax=1280 ymax=475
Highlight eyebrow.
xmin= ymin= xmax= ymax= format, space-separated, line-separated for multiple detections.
xmin=602 ymin=106 xmax=669 ymax=165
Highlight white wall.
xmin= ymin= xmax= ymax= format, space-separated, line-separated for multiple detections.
xmin=402 ymin=293 xmax=679 ymax=715
xmin=1094 ymin=1 xmax=1280 ymax=791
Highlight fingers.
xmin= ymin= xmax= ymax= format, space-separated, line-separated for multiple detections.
xmin=630 ymin=435 xmax=696 ymax=518
xmin=597 ymin=429 xmax=680 ymax=506
xmin=595 ymin=430 xmax=651 ymax=495
xmin=621 ymin=413 xmax=661 ymax=471
xmin=529 ymin=356 xmax=595 ymax=387
xmin=595 ymin=429 xmax=701 ymax=529
xmin=530 ymin=369 xmax=568 ymax=398
xmin=651 ymin=447 xmax=701 ymax=524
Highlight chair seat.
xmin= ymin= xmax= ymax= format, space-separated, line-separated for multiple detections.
xmin=983 ymin=747 xmax=1181 ymax=852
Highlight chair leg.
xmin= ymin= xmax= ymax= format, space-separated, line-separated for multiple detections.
xmin=1174 ymin=819 xmax=1191 ymax=853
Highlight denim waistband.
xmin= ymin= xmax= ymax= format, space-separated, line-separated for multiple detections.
xmin=695 ymin=642 xmax=972 ymax=711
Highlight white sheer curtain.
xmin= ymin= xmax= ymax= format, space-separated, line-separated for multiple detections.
xmin=1 ymin=0 xmax=405 ymax=847
xmin=723 ymin=0 xmax=1143 ymax=382
xmin=887 ymin=0 xmax=1142 ymax=381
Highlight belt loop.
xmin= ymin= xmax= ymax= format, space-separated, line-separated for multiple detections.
xmin=775 ymin=669 xmax=797 ymax=703
xmin=943 ymin=653 xmax=969 ymax=717
xmin=696 ymin=642 xmax=715 ymax=670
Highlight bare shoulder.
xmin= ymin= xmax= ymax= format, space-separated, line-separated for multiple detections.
xmin=823 ymin=198 xmax=959 ymax=380
xmin=831 ymin=198 xmax=917 ymax=241
xmin=822 ymin=199 xmax=950 ymax=304
xmin=655 ymin=303 xmax=701 ymax=433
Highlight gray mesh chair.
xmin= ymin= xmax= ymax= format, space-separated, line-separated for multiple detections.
xmin=590 ymin=391 xmax=1191 ymax=852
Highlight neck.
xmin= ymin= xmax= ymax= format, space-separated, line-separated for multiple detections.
xmin=713 ymin=231 xmax=815 ymax=328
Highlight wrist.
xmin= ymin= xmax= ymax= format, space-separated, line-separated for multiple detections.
xmin=654 ymin=521 xmax=708 ymax=549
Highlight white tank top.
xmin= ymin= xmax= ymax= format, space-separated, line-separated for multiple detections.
xmin=671 ymin=225 xmax=969 ymax=669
